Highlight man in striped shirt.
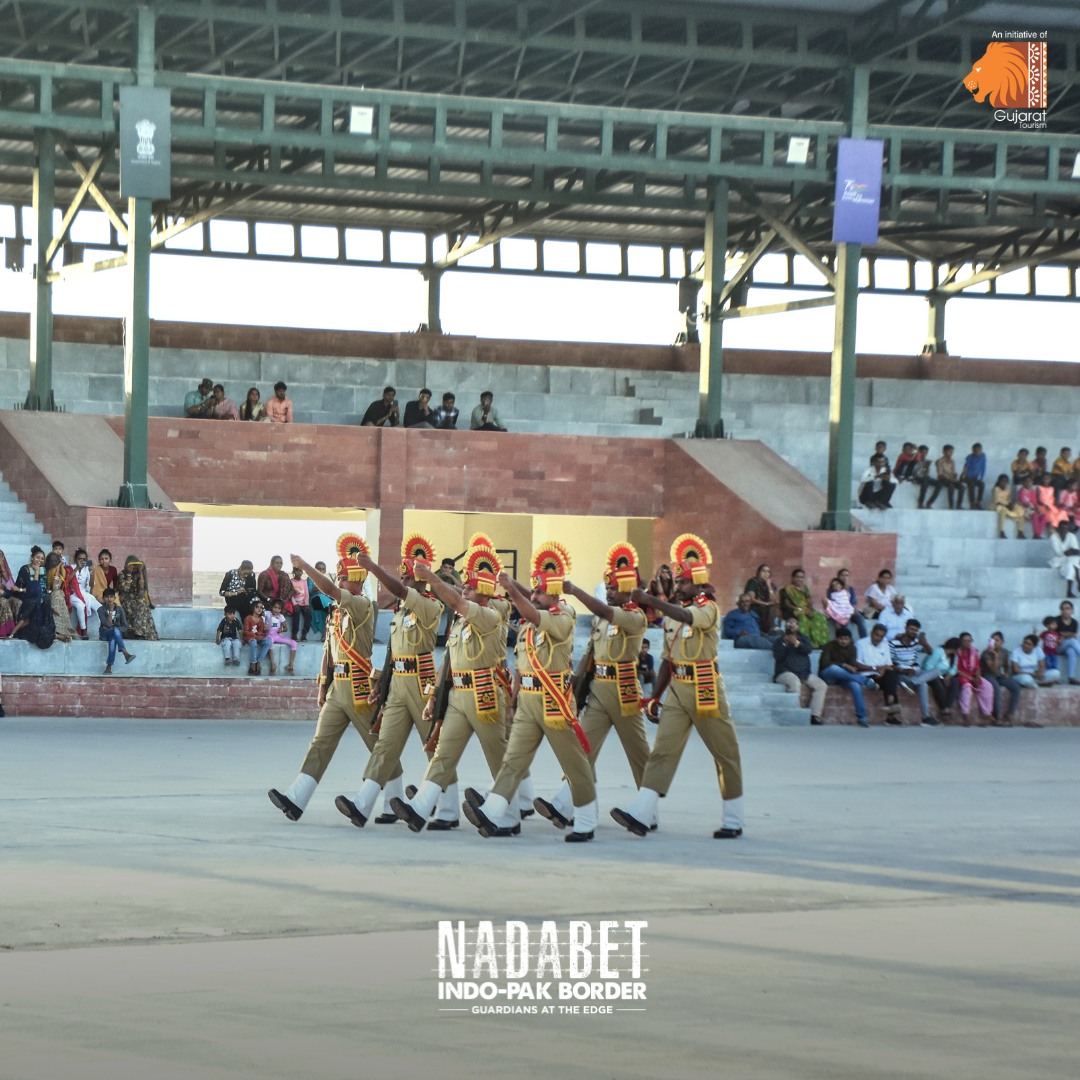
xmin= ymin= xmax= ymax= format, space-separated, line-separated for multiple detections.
xmin=888 ymin=619 xmax=941 ymax=726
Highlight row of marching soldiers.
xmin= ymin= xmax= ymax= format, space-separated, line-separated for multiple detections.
xmin=268 ymin=529 xmax=744 ymax=842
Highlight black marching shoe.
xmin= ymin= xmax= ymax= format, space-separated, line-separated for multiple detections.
xmin=610 ymin=807 xmax=649 ymax=837
xmin=373 ymin=812 xmax=399 ymax=824
xmin=334 ymin=795 xmax=367 ymax=828
xmin=268 ymin=788 xmax=303 ymax=821
xmin=481 ymin=823 xmax=521 ymax=838
xmin=405 ymin=784 xmax=418 ymax=800
xmin=533 ymin=797 xmax=571 ymax=830
xmin=426 ymin=818 xmax=459 ymax=831
xmin=564 ymin=830 xmax=594 ymax=843
xmin=713 ymin=827 xmax=743 ymax=839
xmin=390 ymin=796 xmax=426 ymax=833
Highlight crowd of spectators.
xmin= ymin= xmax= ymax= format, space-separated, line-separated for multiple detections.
xmin=185 ymin=378 xmax=294 ymax=422
xmin=719 ymin=560 xmax=1071 ymax=727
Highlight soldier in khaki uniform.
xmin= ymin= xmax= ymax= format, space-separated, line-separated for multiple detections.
xmin=536 ymin=543 xmax=650 ymax=830
xmin=268 ymin=536 xmax=402 ymax=821
xmin=465 ymin=543 xmax=598 ymax=842
xmin=392 ymin=544 xmax=512 ymax=832
xmin=335 ymin=535 xmax=458 ymax=828
xmin=610 ymin=534 xmax=744 ymax=839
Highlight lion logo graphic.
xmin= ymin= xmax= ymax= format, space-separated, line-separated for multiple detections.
xmin=963 ymin=42 xmax=1038 ymax=108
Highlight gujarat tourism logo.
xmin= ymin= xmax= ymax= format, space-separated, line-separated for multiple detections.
xmin=963 ymin=33 xmax=1047 ymax=129
xmin=435 ymin=919 xmax=648 ymax=1017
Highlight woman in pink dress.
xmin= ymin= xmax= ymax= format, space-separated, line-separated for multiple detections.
xmin=1016 ymin=476 xmax=1040 ymax=537
xmin=1059 ymin=478 xmax=1080 ymax=526
xmin=1036 ymin=480 xmax=1067 ymax=534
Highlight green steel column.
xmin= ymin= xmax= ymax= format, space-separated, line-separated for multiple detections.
xmin=822 ymin=244 xmax=861 ymax=531
xmin=424 ymin=268 xmax=443 ymax=333
xmin=923 ymin=294 xmax=947 ymax=354
xmin=118 ymin=196 xmax=152 ymax=508
xmin=25 ymin=131 xmax=55 ymax=412
xmin=696 ymin=181 xmax=728 ymax=438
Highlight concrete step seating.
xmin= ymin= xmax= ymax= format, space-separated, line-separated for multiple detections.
xmin=0 ymin=472 xmax=52 ymax=560
xmin=1 ymin=341 xmax=700 ymax=438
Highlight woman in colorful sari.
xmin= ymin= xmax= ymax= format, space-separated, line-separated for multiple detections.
xmin=118 ymin=556 xmax=159 ymax=640
xmin=44 ymin=552 xmax=75 ymax=643
xmin=0 ymin=548 xmax=22 ymax=638
xmin=780 ymin=567 xmax=831 ymax=648
xmin=12 ymin=546 xmax=55 ymax=649
xmin=744 ymin=563 xmax=779 ymax=635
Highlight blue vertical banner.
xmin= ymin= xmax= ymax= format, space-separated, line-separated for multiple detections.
xmin=831 ymin=138 xmax=884 ymax=245
xmin=119 ymin=86 xmax=172 ymax=200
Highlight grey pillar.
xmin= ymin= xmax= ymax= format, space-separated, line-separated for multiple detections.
xmin=118 ymin=197 xmax=153 ymax=509
xmin=25 ymin=131 xmax=56 ymax=412
xmin=923 ymin=294 xmax=947 ymax=354
xmin=822 ymin=244 xmax=861 ymax=532
xmin=696 ymin=180 xmax=728 ymax=438
xmin=424 ymin=268 xmax=443 ymax=334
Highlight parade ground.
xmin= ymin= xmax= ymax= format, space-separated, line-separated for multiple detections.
xmin=2 ymin=718 xmax=1079 ymax=1079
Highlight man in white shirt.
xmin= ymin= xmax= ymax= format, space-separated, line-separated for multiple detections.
xmin=855 ymin=623 xmax=902 ymax=722
xmin=879 ymin=594 xmax=915 ymax=639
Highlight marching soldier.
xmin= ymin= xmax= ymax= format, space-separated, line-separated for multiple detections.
xmin=535 ymin=543 xmax=651 ymax=831
xmin=610 ymin=534 xmax=744 ymax=839
xmin=391 ymin=543 xmax=513 ymax=832
xmin=267 ymin=535 xmax=402 ymax=821
xmin=464 ymin=543 xmax=598 ymax=843
xmin=335 ymin=535 xmax=461 ymax=828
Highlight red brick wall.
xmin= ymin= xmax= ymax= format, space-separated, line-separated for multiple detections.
xmin=1 ymin=675 xmax=315 ymax=719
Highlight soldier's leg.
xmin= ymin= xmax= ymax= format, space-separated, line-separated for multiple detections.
xmin=340 ymin=693 xmax=417 ymax=823
xmin=611 ymin=711 xmax=651 ymax=789
xmin=689 ymin=675 xmax=745 ymax=834
xmin=269 ymin=697 xmax=352 ymax=819
xmin=393 ymin=701 xmax=474 ymax=829
xmin=543 ymin=724 xmax=598 ymax=840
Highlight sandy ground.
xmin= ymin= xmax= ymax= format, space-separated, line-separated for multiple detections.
xmin=1 ymin=718 xmax=1079 ymax=1079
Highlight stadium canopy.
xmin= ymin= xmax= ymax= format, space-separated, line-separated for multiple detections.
xmin=1 ymin=0 xmax=1077 ymax=525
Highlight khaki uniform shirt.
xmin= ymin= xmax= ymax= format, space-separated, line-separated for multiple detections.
xmin=662 ymin=599 xmax=719 ymax=666
xmin=591 ymin=604 xmax=647 ymax=664
xmin=329 ymin=590 xmax=376 ymax=706
xmin=448 ymin=600 xmax=504 ymax=672
xmin=388 ymin=586 xmax=442 ymax=657
xmin=515 ymin=601 xmax=576 ymax=675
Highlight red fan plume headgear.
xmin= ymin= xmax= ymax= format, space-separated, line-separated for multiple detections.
xmin=670 ymin=533 xmax=711 ymax=585
xmin=464 ymin=545 xmax=502 ymax=596
xmin=401 ymin=533 xmax=436 ymax=578
xmin=336 ymin=533 xmax=370 ymax=583
xmin=604 ymin=541 xmax=640 ymax=593
xmin=531 ymin=541 xmax=571 ymax=596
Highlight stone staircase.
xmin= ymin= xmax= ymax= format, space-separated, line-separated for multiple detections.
xmin=0 ymin=470 xmax=52 ymax=564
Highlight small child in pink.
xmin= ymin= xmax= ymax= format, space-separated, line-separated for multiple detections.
xmin=1040 ymin=617 xmax=1061 ymax=672
xmin=267 ymin=598 xmax=298 ymax=675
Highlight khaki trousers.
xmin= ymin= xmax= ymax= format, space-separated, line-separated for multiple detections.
xmin=774 ymin=671 xmax=828 ymax=716
xmin=581 ymin=680 xmax=650 ymax=787
xmin=640 ymin=675 xmax=743 ymax=801
xmin=423 ymin=689 xmax=507 ymax=791
xmin=363 ymin=674 xmax=429 ymax=786
xmin=300 ymin=684 xmax=398 ymax=783
xmin=492 ymin=692 xmax=595 ymax=807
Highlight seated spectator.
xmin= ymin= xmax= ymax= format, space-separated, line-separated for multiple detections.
xmin=873 ymin=439 xmax=891 ymax=473
xmin=266 ymin=599 xmax=297 ymax=675
xmin=893 ymin=442 xmax=918 ymax=483
xmin=1049 ymin=521 xmax=1080 ymax=597
xmin=857 ymin=453 xmax=894 ymax=510
xmin=960 ymin=442 xmax=987 ymax=510
xmin=743 ymin=563 xmax=778 ymax=635
xmin=1053 ymin=599 xmax=1080 ymax=685
xmin=90 ymin=548 xmax=118 ymax=604
xmin=70 ymin=547 xmax=100 ymax=640
xmin=823 ymin=576 xmax=856 ymax=638
xmin=0 ymin=547 xmax=21 ymax=639
xmin=646 ymin=563 xmax=677 ymax=626
xmin=1016 ymin=475 xmax=1041 ymax=537
xmin=1010 ymin=634 xmax=1059 ymax=688
xmin=220 ymin=560 xmax=258 ymax=620
xmin=117 ymin=556 xmax=158 ymax=641
xmin=1039 ymin=617 xmax=1060 ymax=672
xmin=1011 ymin=447 xmax=1032 ymax=487
xmin=98 ymin=588 xmax=136 ymax=674
xmin=433 ymin=392 xmax=459 ymax=429
xmin=637 ymin=639 xmax=655 ymax=689
xmin=216 ymin=607 xmax=243 ymax=666
xmin=922 ymin=444 xmax=963 ymax=509
xmin=863 ymin=568 xmax=896 ymax=621
xmin=878 ymin=594 xmax=914 ymax=640
xmin=258 ymin=556 xmax=294 ymax=614
xmin=240 ymin=386 xmax=268 ymax=422
xmin=243 ymin=600 xmax=273 ymax=675
xmin=911 ymin=445 xmax=932 ymax=501
xmin=772 ymin=617 xmax=828 ymax=725
xmin=818 ymin=626 xmax=874 ymax=727
xmin=208 ymin=383 xmax=240 ymax=420
xmin=837 ymin=567 xmax=867 ymax=639
xmin=470 ymin=390 xmax=507 ymax=431
xmin=51 ymin=540 xmax=69 ymax=566
xmin=888 ymin=619 xmax=940 ymax=725
xmin=44 ymin=552 xmax=75 ymax=644
xmin=780 ymin=568 xmax=830 ymax=648
xmin=1051 ymin=446 xmax=1072 ymax=494
xmin=309 ymin=561 xmax=331 ymax=641
xmin=1031 ymin=446 xmax=1049 ymax=485
xmin=722 ymin=593 xmax=775 ymax=649
xmin=981 ymin=631 xmax=1020 ymax=725
xmin=362 ymin=386 xmax=399 ymax=427
xmin=1060 ymin=478 xmax=1080 ymax=526
xmin=265 ymin=381 xmax=294 ymax=423
xmin=991 ymin=474 xmax=1027 ymax=539
xmin=955 ymin=631 xmax=994 ymax=724
xmin=924 ymin=637 xmax=959 ymax=719
xmin=290 ymin=565 xmax=312 ymax=642
xmin=855 ymin=623 xmax=902 ymax=723
xmin=403 ymin=388 xmax=436 ymax=429
xmin=184 ymin=377 xmax=214 ymax=418
xmin=1036 ymin=477 xmax=1069 ymax=534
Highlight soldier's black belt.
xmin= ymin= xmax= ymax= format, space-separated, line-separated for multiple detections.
xmin=452 ymin=672 xmax=476 ymax=689
xmin=520 ymin=672 xmax=571 ymax=692
xmin=393 ymin=658 xmax=419 ymax=673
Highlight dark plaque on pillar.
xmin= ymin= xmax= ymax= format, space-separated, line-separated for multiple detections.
xmin=119 ymin=86 xmax=171 ymax=200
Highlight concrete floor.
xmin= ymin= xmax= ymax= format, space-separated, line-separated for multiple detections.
xmin=2 ymin=718 xmax=1079 ymax=1079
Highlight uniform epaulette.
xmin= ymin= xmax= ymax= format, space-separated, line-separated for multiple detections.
xmin=695 ymin=594 xmax=711 ymax=607
xmin=624 ymin=601 xmax=640 ymax=611
xmin=549 ymin=604 xmax=561 ymax=614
